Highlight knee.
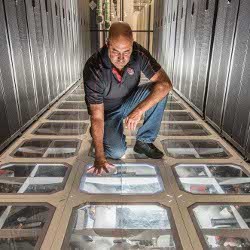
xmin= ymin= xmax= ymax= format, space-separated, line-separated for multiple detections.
xmin=105 ymin=145 xmax=126 ymax=160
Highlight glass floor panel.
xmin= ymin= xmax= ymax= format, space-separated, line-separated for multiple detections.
xmin=161 ymin=139 xmax=230 ymax=159
xmin=191 ymin=204 xmax=250 ymax=249
xmin=0 ymin=164 xmax=70 ymax=194
xmin=165 ymin=102 xmax=186 ymax=110
xmin=174 ymin=164 xmax=250 ymax=194
xmin=64 ymin=204 xmax=178 ymax=249
xmin=89 ymin=139 xmax=149 ymax=159
xmin=162 ymin=111 xmax=196 ymax=121
xmin=47 ymin=111 xmax=89 ymax=121
xmin=57 ymin=102 xmax=87 ymax=110
xmin=13 ymin=139 xmax=80 ymax=158
xmin=65 ymin=95 xmax=85 ymax=102
xmin=168 ymin=95 xmax=178 ymax=102
xmin=203 ymin=235 xmax=250 ymax=249
xmin=123 ymin=140 xmax=150 ymax=159
xmin=80 ymin=164 xmax=164 ymax=194
xmin=33 ymin=122 xmax=88 ymax=135
xmin=0 ymin=203 xmax=54 ymax=249
xmin=76 ymin=85 xmax=84 ymax=90
xmin=159 ymin=123 xmax=210 ymax=136
xmin=72 ymin=89 xmax=85 ymax=95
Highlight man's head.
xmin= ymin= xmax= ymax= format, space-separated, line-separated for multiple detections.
xmin=107 ymin=22 xmax=134 ymax=70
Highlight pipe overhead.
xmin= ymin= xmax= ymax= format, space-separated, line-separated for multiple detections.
xmin=96 ymin=0 xmax=103 ymax=23
xmin=104 ymin=0 xmax=111 ymax=29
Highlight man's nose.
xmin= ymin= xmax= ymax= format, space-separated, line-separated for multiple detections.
xmin=118 ymin=53 xmax=124 ymax=60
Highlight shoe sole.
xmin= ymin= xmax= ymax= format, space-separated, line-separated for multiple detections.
xmin=133 ymin=146 xmax=164 ymax=159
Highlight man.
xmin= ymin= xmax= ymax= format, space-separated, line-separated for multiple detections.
xmin=83 ymin=22 xmax=172 ymax=174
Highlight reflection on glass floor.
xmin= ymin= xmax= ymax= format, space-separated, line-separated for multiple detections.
xmin=58 ymin=102 xmax=87 ymax=110
xmin=13 ymin=139 xmax=80 ymax=158
xmin=162 ymin=111 xmax=196 ymax=121
xmin=161 ymin=139 xmax=230 ymax=159
xmin=159 ymin=123 xmax=210 ymax=136
xmin=90 ymin=139 xmax=149 ymax=159
xmin=165 ymin=102 xmax=186 ymax=110
xmin=80 ymin=164 xmax=164 ymax=194
xmin=191 ymin=204 xmax=250 ymax=249
xmin=76 ymin=85 xmax=84 ymax=90
xmin=64 ymin=204 xmax=177 ymax=250
xmin=0 ymin=164 xmax=69 ymax=194
xmin=33 ymin=122 xmax=88 ymax=135
xmin=0 ymin=204 xmax=54 ymax=249
xmin=175 ymin=164 xmax=250 ymax=194
xmin=168 ymin=95 xmax=178 ymax=102
xmin=66 ymin=95 xmax=85 ymax=102
xmin=47 ymin=111 xmax=89 ymax=121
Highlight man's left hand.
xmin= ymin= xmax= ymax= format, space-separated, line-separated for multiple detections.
xmin=125 ymin=108 xmax=143 ymax=130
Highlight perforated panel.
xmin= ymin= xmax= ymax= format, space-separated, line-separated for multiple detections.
xmin=222 ymin=0 xmax=250 ymax=152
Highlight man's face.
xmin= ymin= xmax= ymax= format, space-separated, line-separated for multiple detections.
xmin=108 ymin=36 xmax=133 ymax=70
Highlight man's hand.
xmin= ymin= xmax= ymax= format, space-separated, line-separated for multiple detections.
xmin=87 ymin=158 xmax=116 ymax=175
xmin=125 ymin=108 xmax=143 ymax=130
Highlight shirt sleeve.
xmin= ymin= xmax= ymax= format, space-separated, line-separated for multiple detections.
xmin=138 ymin=44 xmax=161 ymax=80
xmin=83 ymin=61 xmax=104 ymax=106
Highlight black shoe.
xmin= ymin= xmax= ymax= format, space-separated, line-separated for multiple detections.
xmin=133 ymin=140 xmax=164 ymax=159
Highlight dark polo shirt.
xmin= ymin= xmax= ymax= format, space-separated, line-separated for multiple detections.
xmin=83 ymin=42 xmax=161 ymax=112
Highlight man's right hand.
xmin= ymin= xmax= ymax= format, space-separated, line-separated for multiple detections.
xmin=87 ymin=158 xmax=116 ymax=175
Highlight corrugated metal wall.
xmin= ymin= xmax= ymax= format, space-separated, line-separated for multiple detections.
xmin=0 ymin=0 xmax=91 ymax=152
xmin=153 ymin=0 xmax=250 ymax=161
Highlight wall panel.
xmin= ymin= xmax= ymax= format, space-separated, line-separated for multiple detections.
xmin=0 ymin=0 xmax=91 ymax=152
xmin=205 ymin=0 xmax=240 ymax=131
xmin=4 ymin=0 xmax=36 ymax=125
xmin=0 ymin=0 xmax=20 ymax=139
xmin=222 ymin=0 xmax=250 ymax=154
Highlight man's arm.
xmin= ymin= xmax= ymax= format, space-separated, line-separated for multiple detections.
xmin=125 ymin=68 xmax=172 ymax=130
xmin=88 ymin=104 xmax=115 ymax=174
xmin=90 ymin=104 xmax=105 ymax=159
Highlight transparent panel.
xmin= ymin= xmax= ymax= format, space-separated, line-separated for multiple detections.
xmin=124 ymin=139 xmax=149 ymax=159
xmin=34 ymin=122 xmax=88 ymax=135
xmin=66 ymin=95 xmax=85 ymax=102
xmin=161 ymin=139 xmax=229 ymax=159
xmin=191 ymin=204 xmax=250 ymax=249
xmin=13 ymin=139 xmax=80 ymax=158
xmin=0 ymin=164 xmax=69 ymax=194
xmin=64 ymin=204 xmax=178 ymax=249
xmin=58 ymin=102 xmax=87 ymax=110
xmin=47 ymin=111 xmax=89 ymax=121
xmin=159 ymin=124 xmax=210 ymax=136
xmin=0 ymin=204 xmax=54 ymax=249
xmin=193 ymin=205 xmax=250 ymax=229
xmin=72 ymin=89 xmax=85 ymax=95
xmin=204 ymin=235 xmax=250 ymax=249
xmin=162 ymin=111 xmax=196 ymax=121
xmin=13 ymin=140 xmax=52 ymax=158
xmin=90 ymin=139 xmax=149 ymax=159
xmin=175 ymin=164 xmax=250 ymax=194
xmin=165 ymin=103 xmax=185 ymax=110
xmin=168 ymin=95 xmax=178 ymax=102
xmin=80 ymin=164 xmax=164 ymax=194
xmin=76 ymin=85 xmax=84 ymax=90
xmin=45 ymin=140 xmax=79 ymax=158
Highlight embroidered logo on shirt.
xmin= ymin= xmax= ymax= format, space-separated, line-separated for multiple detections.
xmin=127 ymin=67 xmax=134 ymax=75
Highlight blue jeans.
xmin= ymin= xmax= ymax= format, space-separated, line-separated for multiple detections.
xmin=104 ymin=82 xmax=168 ymax=159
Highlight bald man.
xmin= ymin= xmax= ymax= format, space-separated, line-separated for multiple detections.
xmin=84 ymin=22 xmax=172 ymax=174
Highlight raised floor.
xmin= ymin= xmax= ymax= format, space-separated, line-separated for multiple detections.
xmin=0 ymin=76 xmax=249 ymax=250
